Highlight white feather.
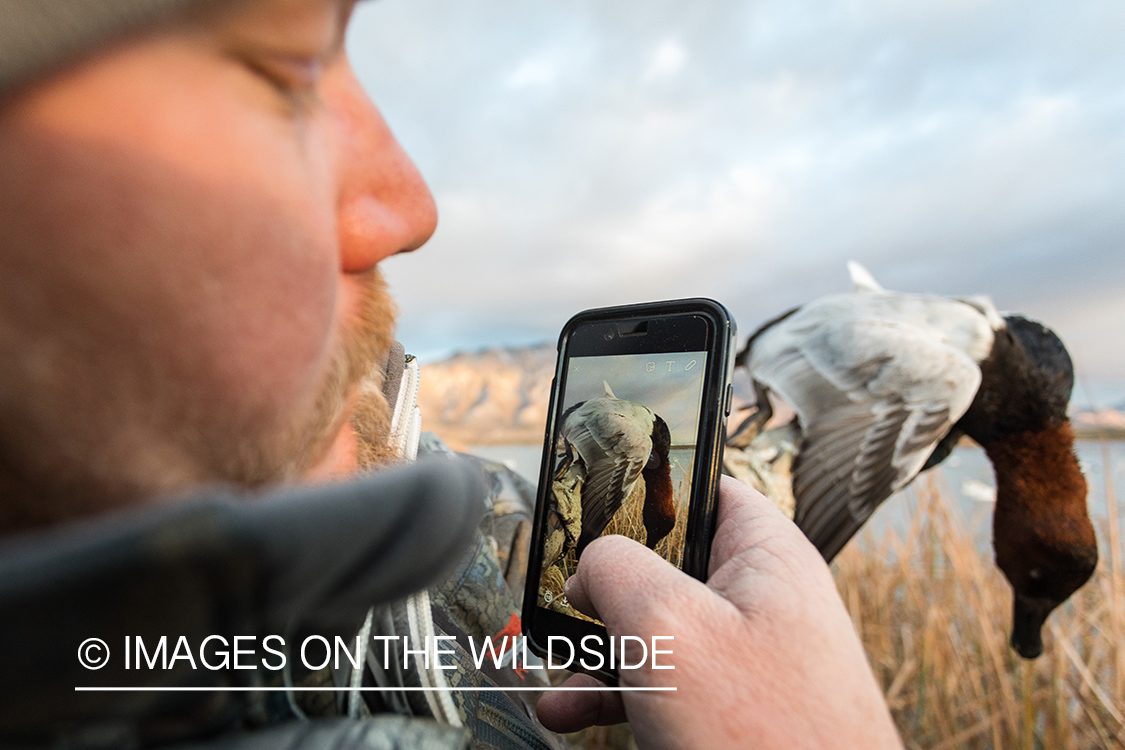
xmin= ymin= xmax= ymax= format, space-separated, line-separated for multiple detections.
xmin=746 ymin=287 xmax=995 ymax=555
xmin=847 ymin=261 xmax=884 ymax=293
xmin=957 ymin=295 xmax=1005 ymax=331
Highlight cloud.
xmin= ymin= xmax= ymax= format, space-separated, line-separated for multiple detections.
xmin=348 ymin=0 xmax=1125 ymax=380
xmin=643 ymin=40 xmax=687 ymax=82
xmin=506 ymin=55 xmax=559 ymax=89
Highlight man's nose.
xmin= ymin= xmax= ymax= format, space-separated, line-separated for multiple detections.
xmin=325 ymin=60 xmax=437 ymax=272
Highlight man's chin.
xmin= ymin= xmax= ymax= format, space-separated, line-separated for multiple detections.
xmin=351 ymin=377 xmax=398 ymax=471
xmin=304 ymin=379 xmax=398 ymax=480
xmin=281 ymin=267 xmax=398 ymax=481
xmin=305 ymin=419 xmax=362 ymax=480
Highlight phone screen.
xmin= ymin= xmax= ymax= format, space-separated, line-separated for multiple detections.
xmin=538 ymin=350 xmax=709 ymax=625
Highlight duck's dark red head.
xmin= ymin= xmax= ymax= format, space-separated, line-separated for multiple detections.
xmin=959 ymin=315 xmax=1097 ymax=659
xmin=990 ymin=422 xmax=1097 ymax=659
xmin=641 ymin=415 xmax=675 ymax=551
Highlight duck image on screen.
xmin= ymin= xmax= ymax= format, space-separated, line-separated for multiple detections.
xmin=539 ymin=352 xmax=707 ymax=622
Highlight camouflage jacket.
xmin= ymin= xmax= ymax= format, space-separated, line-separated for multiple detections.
xmin=275 ymin=346 xmax=564 ymax=750
xmin=0 ymin=347 xmax=562 ymax=750
xmin=282 ymin=434 xmax=564 ymax=750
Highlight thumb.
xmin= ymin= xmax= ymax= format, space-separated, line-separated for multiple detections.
xmin=564 ymin=534 xmax=708 ymax=643
xmin=708 ymin=475 xmax=815 ymax=569
xmin=706 ymin=475 xmax=837 ymax=611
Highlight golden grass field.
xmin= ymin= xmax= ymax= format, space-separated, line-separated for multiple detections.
xmin=601 ymin=453 xmax=695 ymax=568
xmin=837 ymin=472 xmax=1124 ymax=750
xmin=566 ymin=447 xmax=1125 ymax=750
xmin=549 ymin=454 xmax=693 ymax=582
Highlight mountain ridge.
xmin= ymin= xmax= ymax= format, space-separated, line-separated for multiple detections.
xmin=415 ymin=345 xmax=1125 ymax=448
xmin=416 ymin=344 xmax=556 ymax=449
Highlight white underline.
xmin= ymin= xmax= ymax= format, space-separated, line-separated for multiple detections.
xmin=74 ymin=686 xmax=675 ymax=693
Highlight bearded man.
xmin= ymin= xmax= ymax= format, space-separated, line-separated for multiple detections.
xmin=0 ymin=2 xmax=902 ymax=749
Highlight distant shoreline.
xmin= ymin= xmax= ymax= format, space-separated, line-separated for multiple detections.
xmin=451 ymin=432 xmax=1125 ymax=449
xmin=1073 ymin=428 xmax=1125 ymax=441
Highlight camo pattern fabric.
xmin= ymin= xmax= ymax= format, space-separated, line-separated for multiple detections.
xmin=288 ymin=435 xmax=564 ymax=750
xmin=175 ymin=716 xmax=471 ymax=750
xmin=405 ymin=434 xmax=565 ymax=750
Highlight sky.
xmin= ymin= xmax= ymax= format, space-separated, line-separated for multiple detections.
xmin=346 ymin=0 xmax=1125 ymax=405
xmin=562 ymin=353 xmax=708 ymax=446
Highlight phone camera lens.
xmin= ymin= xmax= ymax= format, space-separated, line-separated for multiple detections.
xmin=604 ymin=331 xmax=614 ymax=341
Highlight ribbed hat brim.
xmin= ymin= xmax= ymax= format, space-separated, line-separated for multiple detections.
xmin=0 ymin=0 xmax=215 ymax=96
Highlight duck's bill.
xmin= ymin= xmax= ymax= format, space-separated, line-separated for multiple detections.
xmin=1010 ymin=593 xmax=1056 ymax=659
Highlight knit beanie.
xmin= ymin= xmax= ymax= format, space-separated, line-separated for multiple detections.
xmin=0 ymin=0 xmax=217 ymax=96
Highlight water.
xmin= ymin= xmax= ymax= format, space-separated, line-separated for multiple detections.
xmin=866 ymin=439 xmax=1124 ymax=555
xmin=467 ymin=440 xmax=1125 ymax=555
xmin=467 ymin=444 xmax=545 ymax=480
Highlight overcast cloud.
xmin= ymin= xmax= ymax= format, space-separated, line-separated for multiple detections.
xmin=347 ymin=0 xmax=1125 ymax=389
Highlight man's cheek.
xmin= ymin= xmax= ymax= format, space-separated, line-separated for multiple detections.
xmin=191 ymin=199 xmax=340 ymax=402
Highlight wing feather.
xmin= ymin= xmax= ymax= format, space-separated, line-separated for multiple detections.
xmin=560 ymin=398 xmax=654 ymax=555
xmin=749 ymin=293 xmax=990 ymax=561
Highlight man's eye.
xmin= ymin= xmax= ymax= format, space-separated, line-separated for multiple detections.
xmin=246 ymin=54 xmax=324 ymax=95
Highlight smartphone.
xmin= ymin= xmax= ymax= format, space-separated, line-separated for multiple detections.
xmin=521 ymin=298 xmax=736 ymax=681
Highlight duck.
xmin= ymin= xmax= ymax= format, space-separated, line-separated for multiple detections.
xmin=548 ymin=381 xmax=675 ymax=562
xmin=727 ymin=262 xmax=1097 ymax=659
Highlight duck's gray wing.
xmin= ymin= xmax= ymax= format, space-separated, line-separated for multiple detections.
xmin=564 ymin=403 xmax=652 ymax=553
xmin=749 ymin=294 xmax=989 ymax=561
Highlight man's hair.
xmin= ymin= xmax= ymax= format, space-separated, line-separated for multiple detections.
xmin=0 ymin=0 xmax=223 ymax=97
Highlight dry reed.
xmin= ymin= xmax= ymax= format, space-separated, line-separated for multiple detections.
xmin=566 ymin=449 xmax=1124 ymax=749
xmin=834 ymin=467 xmax=1124 ymax=750
xmin=599 ymin=454 xmax=694 ymax=568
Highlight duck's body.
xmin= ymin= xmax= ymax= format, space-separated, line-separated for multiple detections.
xmin=730 ymin=264 xmax=1097 ymax=658
xmin=549 ymin=382 xmax=674 ymax=561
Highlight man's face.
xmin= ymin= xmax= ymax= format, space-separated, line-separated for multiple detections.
xmin=0 ymin=0 xmax=436 ymax=531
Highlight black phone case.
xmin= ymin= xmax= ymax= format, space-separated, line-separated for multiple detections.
xmin=521 ymin=298 xmax=736 ymax=682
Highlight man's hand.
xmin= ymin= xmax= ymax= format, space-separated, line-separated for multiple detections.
xmin=535 ymin=476 xmax=903 ymax=749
